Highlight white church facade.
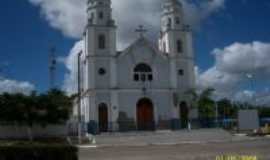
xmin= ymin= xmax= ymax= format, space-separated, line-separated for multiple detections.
xmin=76 ymin=0 xmax=196 ymax=132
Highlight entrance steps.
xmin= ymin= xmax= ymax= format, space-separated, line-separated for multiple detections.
xmin=94 ymin=129 xmax=233 ymax=146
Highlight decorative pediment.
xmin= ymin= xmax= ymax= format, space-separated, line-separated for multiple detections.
xmin=117 ymin=37 xmax=168 ymax=60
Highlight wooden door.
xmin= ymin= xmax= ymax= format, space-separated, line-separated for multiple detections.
xmin=99 ymin=104 xmax=108 ymax=132
xmin=137 ymin=98 xmax=154 ymax=131
xmin=180 ymin=102 xmax=189 ymax=129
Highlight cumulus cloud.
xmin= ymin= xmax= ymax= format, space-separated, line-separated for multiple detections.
xmin=28 ymin=0 xmax=87 ymax=38
xmin=62 ymin=40 xmax=84 ymax=95
xmin=0 ymin=77 xmax=35 ymax=95
xmin=28 ymin=0 xmax=226 ymax=49
xmin=197 ymin=41 xmax=270 ymax=104
xmin=182 ymin=0 xmax=225 ymax=28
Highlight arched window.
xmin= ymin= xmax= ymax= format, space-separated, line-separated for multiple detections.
xmin=177 ymin=39 xmax=183 ymax=53
xmin=91 ymin=13 xmax=95 ymax=19
xmin=167 ymin=18 xmax=172 ymax=28
xmin=175 ymin=17 xmax=180 ymax=24
xmin=98 ymin=34 xmax=106 ymax=49
xmin=134 ymin=63 xmax=153 ymax=82
xmin=99 ymin=12 xmax=104 ymax=19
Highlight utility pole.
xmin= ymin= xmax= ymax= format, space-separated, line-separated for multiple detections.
xmin=77 ymin=51 xmax=83 ymax=144
xmin=214 ymin=74 xmax=224 ymax=128
xmin=246 ymin=73 xmax=255 ymax=106
xmin=49 ymin=47 xmax=57 ymax=89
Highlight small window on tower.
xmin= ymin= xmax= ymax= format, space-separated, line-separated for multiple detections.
xmin=98 ymin=34 xmax=106 ymax=49
xmin=91 ymin=13 xmax=95 ymax=19
xmin=177 ymin=40 xmax=183 ymax=53
xmin=167 ymin=18 xmax=172 ymax=28
xmin=99 ymin=12 xmax=104 ymax=19
xmin=98 ymin=68 xmax=106 ymax=76
xmin=175 ymin=17 xmax=180 ymax=24
xmin=178 ymin=69 xmax=184 ymax=76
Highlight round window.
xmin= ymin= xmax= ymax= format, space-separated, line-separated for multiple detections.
xmin=98 ymin=68 xmax=106 ymax=75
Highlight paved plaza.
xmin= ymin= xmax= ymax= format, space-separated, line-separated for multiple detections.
xmin=92 ymin=129 xmax=257 ymax=147
xmin=79 ymin=129 xmax=270 ymax=160
xmin=80 ymin=139 xmax=270 ymax=160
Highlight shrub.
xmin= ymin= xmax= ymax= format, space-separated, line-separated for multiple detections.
xmin=0 ymin=144 xmax=78 ymax=160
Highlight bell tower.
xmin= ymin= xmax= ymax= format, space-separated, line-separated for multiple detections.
xmin=82 ymin=0 xmax=118 ymax=129
xmin=158 ymin=0 xmax=190 ymax=57
xmin=85 ymin=0 xmax=116 ymax=57
xmin=158 ymin=0 xmax=195 ymax=90
xmin=87 ymin=0 xmax=114 ymax=26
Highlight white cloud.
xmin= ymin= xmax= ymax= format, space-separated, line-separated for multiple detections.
xmin=197 ymin=41 xmax=270 ymax=104
xmin=182 ymin=0 xmax=225 ymax=28
xmin=28 ymin=0 xmax=226 ymax=49
xmin=0 ymin=77 xmax=35 ymax=95
xmin=214 ymin=41 xmax=270 ymax=75
xmin=62 ymin=40 xmax=84 ymax=95
xmin=29 ymin=0 xmax=87 ymax=38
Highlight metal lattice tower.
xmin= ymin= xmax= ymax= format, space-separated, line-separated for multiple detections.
xmin=49 ymin=47 xmax=56 ymax=89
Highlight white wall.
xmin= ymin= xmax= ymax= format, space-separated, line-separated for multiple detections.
xmin=0 ymin=125 xmax=67 ymax=139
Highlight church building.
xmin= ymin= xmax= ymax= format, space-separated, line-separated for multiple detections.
xmin=76 ymin=0 xmax=196 ymax=132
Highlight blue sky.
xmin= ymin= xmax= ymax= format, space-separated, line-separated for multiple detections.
xmin=0 ymin=0 xmax=75 ymax=92
xmin=194 ymin=0 xmax=270 ymax=69
xmin=0 ymin=0 xmax=270 ymax=103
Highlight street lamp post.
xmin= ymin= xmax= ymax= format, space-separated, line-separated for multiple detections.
xmin=214 ymin=74 xmax=224 ymax=128
xmin=246 ymin=73 xmax=255 ymax=107
xmin=77 ymin=51 xmax=83 ymax=144
xmin=215 ymin=101 xmax=219 ymax=128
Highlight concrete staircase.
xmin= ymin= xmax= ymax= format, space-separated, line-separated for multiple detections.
xmin=94 ymin=129 xmax=233 ymax=147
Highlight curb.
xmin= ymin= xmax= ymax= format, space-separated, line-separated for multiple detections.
xmin=78 ymin=145 xmax=98 ymax=148
xmin=77 ymin=137 xmax=270 ymax=149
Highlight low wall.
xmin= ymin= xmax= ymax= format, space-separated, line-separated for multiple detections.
xmin=0 ymin=125 xmax=67 ymax=139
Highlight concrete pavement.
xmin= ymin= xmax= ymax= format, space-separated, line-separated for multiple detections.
xmin=79 ymin=139 xmax=270 ymax=160
xmin=83 ymin=129 xmax=264 ymax=147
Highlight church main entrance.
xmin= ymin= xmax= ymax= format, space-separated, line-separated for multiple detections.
xmin=180 ymin=102 xmax=189 ymax=129
xmin=98 ymin=103 xmax=108 ymax=132
xmin=136 ymin=98 xmax=155 ymax=131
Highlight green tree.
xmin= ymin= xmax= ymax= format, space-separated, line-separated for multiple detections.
xmin=217 ymin=99 xmax=238 ymax=119
xmin=0 ymin=89 xmax=72 ymax=141
xmin=186 ymin=88 xmax=215 ymax=119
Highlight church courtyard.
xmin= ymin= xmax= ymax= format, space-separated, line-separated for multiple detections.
xmin=80 ymin=139 xmax=270 ymax=160
xmin=79 ymin=129 xmax=270 ymax=160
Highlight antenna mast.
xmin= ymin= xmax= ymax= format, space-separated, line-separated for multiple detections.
xmin=49 ymin=47 xmax=56 ymax=89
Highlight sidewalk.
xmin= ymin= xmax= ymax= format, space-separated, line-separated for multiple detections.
xmin=79 ymin=129 xmax=268 ymax=148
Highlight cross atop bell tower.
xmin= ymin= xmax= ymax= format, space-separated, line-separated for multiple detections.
xmin=135 ymin=25 xmax=148 ymax=38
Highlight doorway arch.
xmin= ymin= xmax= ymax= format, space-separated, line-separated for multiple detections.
xmin=98 ymin=103 xmax=108 ymax=132
xmin=180 ymin=101 xmax=189 ymax=129
xmin=136 ymin=98 xmax=155 ymax=131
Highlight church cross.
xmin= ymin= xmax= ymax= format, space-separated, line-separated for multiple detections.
xmin=135 ymin=25 xmax=147 ymax=37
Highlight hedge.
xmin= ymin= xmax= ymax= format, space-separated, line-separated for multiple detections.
xmin=0 ymin=144 xmax=78 ymax=160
